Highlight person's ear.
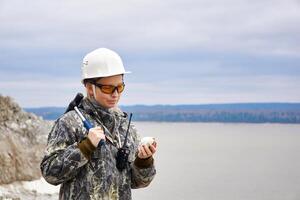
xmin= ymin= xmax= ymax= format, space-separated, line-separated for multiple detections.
xmin=85 ymin=82 xmax=94 ymax=97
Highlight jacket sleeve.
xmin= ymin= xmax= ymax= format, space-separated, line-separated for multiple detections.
xmin=129 ymin=125 xmax=156 ymax=189
xmin=131 ymin=157 xmax=156 ymax=189
xmin=40 ymin=114 xmax=89 ymax=185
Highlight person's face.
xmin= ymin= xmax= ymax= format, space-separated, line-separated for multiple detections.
xmin=86 ymin=75 xmax=124 ymax=109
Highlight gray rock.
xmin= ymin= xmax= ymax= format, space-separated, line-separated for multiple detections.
xmin=0 ymin=95 xmax=52 ymax=185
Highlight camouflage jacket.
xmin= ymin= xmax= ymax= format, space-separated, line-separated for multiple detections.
xmin=40 ymin=98 xmax=156 ymax=200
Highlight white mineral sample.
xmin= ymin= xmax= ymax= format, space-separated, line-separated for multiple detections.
xmin=139 ymin=137 xmax=156 ymax=147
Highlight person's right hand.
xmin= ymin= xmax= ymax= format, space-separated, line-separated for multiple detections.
xmin=87 ymin=127 xmax=106 ymax=147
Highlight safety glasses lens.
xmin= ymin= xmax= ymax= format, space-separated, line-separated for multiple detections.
xmin=99 ymin=84 xmax=125 ymax=94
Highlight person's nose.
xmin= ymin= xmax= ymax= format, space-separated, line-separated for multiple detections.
xmin=111 ymin=89 xmax=119 ymax=98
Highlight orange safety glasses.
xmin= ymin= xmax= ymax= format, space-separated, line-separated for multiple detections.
xmin=93 ymin=82 xmax=125 ymax=94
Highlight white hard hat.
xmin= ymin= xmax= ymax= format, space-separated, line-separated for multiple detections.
xmin=81 ymin=48 xmax=131 ymax=82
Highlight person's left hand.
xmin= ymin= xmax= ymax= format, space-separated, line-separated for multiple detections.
xmin=137 ymin=142 xmax=157 ymax=159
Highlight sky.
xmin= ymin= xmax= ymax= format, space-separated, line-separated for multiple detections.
xmin=0 ymin=0 xmax=300 ymax=107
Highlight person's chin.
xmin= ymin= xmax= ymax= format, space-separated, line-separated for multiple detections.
xmin=106 ymin=101 xmax=117 ymax=108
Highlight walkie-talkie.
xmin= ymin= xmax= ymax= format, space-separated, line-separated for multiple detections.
xmin=116 ymin=113 xmax=132 ymax=171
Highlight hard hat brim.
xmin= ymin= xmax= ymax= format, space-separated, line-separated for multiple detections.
xmin=81 ymin=71 xmax=131 ymax=84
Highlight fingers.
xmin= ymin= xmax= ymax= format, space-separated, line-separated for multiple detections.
xmin=151 ymin=141 xmax=157 ymax=148
xmin=149 ymin=144 xmax=156 ymax=154
xmin=144 ymin=145 xmax=152 ymax=155
xmin=90 ymin=127 xmax=105 ymax=138
xmin=88 ymin=126 xmax=106 ymax=147
xmin=138 ymin=146 xmax=147 ymax=158
xmin=138 ymin=144 xmax=157 ymax=159
xmin=92 ymin=127 xmax=103 ymax=131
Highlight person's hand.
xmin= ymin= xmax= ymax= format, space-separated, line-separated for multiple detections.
xmin=137 ymin=142 xmax=157 ymax=159
xmin=87 ymin=127 xmax=106 ymax=147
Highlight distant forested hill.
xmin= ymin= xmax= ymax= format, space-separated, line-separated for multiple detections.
xmin=25 ymin=103 xmax=300 ymax=123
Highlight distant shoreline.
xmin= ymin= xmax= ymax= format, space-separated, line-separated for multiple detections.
xmin=25 ymin=103 xmax=300 ymax=124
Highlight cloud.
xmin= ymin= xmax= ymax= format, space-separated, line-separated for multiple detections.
xmin=0 ymin=0 xmax=300 ymax=106
xmin=0 ymin=77 xmax=84 ymax=107
xmin=123 ymin=74 xmax=300 ymax=105
xmin=1 ymin=0 xmax=300 ymax=55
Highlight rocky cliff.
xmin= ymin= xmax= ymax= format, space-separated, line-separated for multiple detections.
xmin=0 ymin=95 xmax=52 ymax=185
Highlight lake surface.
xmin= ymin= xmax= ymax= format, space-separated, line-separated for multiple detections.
xmin=132 ymin=122 xmax=300 ymax=200
xmin=4 ymin=122 xmax=298 ymax=200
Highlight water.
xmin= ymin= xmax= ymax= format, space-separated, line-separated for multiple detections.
xmin=3 ymin=122 xmax=299 ymax=199
xmin=132 ymin=122 xmax=300 ymax=200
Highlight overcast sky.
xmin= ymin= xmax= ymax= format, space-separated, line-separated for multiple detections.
xmin=1 ymin=0 xmax=300 ymax=107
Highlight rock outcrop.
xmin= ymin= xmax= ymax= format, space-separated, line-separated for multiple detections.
xmin=0 ymin=95 xmax=52 ymax=185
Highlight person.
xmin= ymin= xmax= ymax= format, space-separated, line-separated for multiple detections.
xmin=40 ymin=48 xmax=157 ymax=200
